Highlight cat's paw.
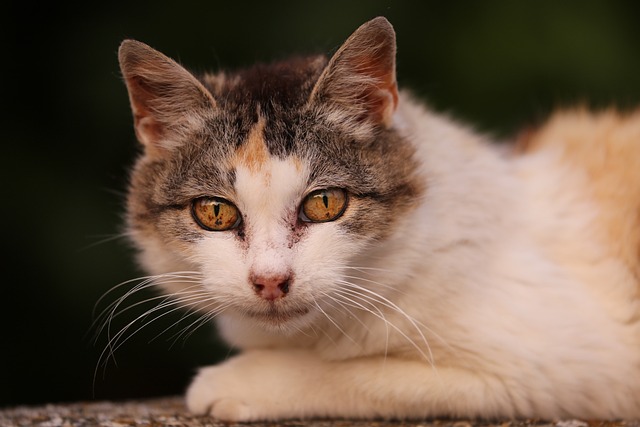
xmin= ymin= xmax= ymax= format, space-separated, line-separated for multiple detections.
xmin=186 ymin=349 xmax=327 ymax=421
xmin=186 ymin=364 xmax=256 ymax=422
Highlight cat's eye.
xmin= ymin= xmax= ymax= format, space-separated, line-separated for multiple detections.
xmin=300 ymin=188 xmax=348 ymax=223
xmin=192 ymin=197 xmax=241 ymax=231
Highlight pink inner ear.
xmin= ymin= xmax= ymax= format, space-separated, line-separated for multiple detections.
xmin=134 ymin=115 xmax=164 ymax=147
xmin=309 ymin=18 xmax=400 ymax=128
xmin=350 ymin=52 xmax=399 ymax=126
xmin=126 ymin=75 xmax=167 ymax=148
xmin=119 ymin=40 xmax=218 ymax=153
xmin=354 ymin=52 xmax=398 ymax=125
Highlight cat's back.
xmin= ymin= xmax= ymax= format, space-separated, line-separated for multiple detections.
xmin=517 ymin=108 xmax=640 ymax=290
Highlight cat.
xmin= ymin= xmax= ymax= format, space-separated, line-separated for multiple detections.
xmin=117 ymin=17 xmax=640 ymax=421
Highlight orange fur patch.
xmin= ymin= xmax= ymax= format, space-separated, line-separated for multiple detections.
xmin=234 ymin=117 xmax=269 ymax=173
xmin=519 ymin=109 xmax=640 ymax=283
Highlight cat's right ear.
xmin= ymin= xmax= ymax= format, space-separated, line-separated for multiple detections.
xmin=307 ymin=17 xmax=399 ymax=130
xmin=118 ymin=40 xmax=216 ymax=154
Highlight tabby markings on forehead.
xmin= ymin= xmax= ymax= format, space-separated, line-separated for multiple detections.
xmin=234 ymin=116 xmax=269 ymax=175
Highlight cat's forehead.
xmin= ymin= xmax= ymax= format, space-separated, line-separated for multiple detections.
xmin=196 ymin=55 xmax=330 ymax=161
xmin=233 ymin=115 xmax=273 ymax=173
xmin=201 ymin=55 xmax=328 ymax=115
xmin=233 ymin=119 xmax=308 ymax=216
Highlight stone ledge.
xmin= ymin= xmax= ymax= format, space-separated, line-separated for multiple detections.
xmin=1 ymin=397 xmax=638 ymax=427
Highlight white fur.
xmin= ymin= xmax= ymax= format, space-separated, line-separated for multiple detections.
xmin=172 ymin=93 xmax=640 ymax=420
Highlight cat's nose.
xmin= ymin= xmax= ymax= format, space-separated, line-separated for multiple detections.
xmin=251 ymin=273 xmax=292 ymax=301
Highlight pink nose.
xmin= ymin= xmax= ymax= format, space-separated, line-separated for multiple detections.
xmin=251 ymin=273 xmax=291 ymax=301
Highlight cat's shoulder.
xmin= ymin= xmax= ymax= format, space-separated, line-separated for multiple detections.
xmin=517 ymin=108 xmax=640 ymax=281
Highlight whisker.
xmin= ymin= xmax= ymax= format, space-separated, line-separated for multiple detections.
xmin=110 ymin=290 xmax=217 ymax=348
xmin=166 ymin=301 xmax=233 ymax=346
xmin=318 ymin=290 xmax=376 ymax=335
xmin=92 ymin=279 xmax=204 ymax=345
xmin=94 ymin=290 xmax=225 ymax=384
xmin=94 ymin=273 xmax=202 ymax=323
xmin=335 ymin=288 xmax=431 ymax=366
xmin=341 ymin=274 xmax=409 ymax=296
xmin=343 ymin=266 xmax=395 ymax=275
xmin=310 ymin=295 xmax=359 ymax=346
xmin=79 ymin=233 xmax=129 ymax=251
xmin=110 ymin=283 xmax=205 ymax=324
xmin=331 ymin=289 xmax=393 ymax=358
xmin=336 ymin=281 xmax=437 ymax=368
xmin=92 ymin=271 xmax=215 ymax=390
xmin=92 ymin=271 xmax=202 ymax=322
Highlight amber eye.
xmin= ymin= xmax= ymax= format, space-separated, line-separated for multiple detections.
xmin=192 ymin=197 xmax=241 ymax=231
xmin=300 ymin=188 xmax=348 ymax=223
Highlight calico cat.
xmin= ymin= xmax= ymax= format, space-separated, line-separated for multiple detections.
xmin=117 ymin=17 xmax=640 ymax=421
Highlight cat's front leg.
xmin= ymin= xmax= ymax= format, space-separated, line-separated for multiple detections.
xmin=186 ymin=348 xmax=337 ymax=421
xmin=186 ymin=348 xmax=504 ymax=422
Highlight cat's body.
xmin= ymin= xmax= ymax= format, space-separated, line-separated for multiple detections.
xmin=118 ymin=18 xmax=640 ymax=421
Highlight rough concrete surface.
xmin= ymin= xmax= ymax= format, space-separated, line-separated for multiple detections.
xmin=1 ymin=397 xmax=639 ymax=427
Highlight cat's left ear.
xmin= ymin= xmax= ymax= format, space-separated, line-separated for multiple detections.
xmin=308 ymin=17 xmax=399 ymax=128
xmin=118 ymin=40 xmax=216 ymax=154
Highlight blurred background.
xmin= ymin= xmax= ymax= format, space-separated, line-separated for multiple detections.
xmin=3 ymin=0 xmax=640 ymax=407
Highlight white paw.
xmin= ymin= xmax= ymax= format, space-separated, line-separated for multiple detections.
xmin=186 ymin=364 xmax=255 ymax=421
xmin=185 ymin=349 xmax=329 ymax=421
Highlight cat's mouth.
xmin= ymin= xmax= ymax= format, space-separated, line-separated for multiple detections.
xmin=245 ymin=304 xmax=311 ymax=324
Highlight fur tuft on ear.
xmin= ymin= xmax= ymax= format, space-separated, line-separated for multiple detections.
xmin=118 ymin=40 xmax=216 ymax=153
xmin=309 ymin=17 xmax=399 ymax=128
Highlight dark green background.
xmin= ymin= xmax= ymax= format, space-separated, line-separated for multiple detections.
xmin=3 ymin=1 xmax=640 ymax=407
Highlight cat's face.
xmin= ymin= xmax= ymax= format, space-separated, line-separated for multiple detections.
xmin=120 ymin=18 xmax=423 ymax=331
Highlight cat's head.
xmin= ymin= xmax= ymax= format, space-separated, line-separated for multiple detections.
xmin=119 ymin=17 xmax=423 ymax=332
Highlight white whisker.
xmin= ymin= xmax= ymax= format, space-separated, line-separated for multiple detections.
xmin=318 ymin=290 xmax=376 ymax=335
xmin=91 ymin=271 xmax=228 ymax=393
xmin=342 ymin=266 xmax=395 ymax=275
xmin=167 ymin=301 xmax=233 ymax=345
xmin=341 ymin=273 xmax=408 ymax=296
xmin=92 ymin=279 xmax=204 ymax=346
xmin=92 ymin=271 xmax=202 ymax=325
xmin=310 ymin=294 xmax=359 ymax=346
xmin=336 ymin=281 xmax=437 ymax=369
xmin=79 ymin=233 xmax=129 ymax=251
